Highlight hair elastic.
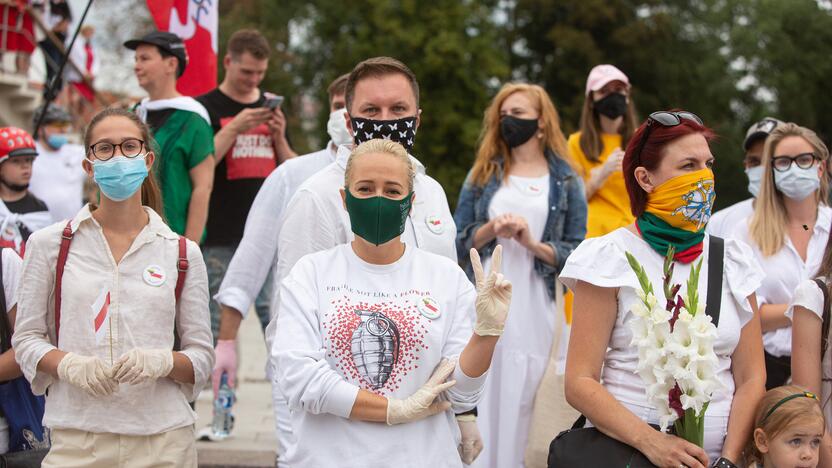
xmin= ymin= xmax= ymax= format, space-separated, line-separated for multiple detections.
xmin=761 ymin=391 xmax=818 ymax=423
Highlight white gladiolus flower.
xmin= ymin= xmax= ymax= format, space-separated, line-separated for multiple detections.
xmin=629 ymin=316 xmax=652 ymax=345
xmin=631 ymin=300 xmax=651 ymax=319
xmin=689 ymin=311 xmax=718 ymax=342
xmin=649 ymin=303 xmax=672 ymax=324
xmin=626 ymin=252 xmax=721 ymax=437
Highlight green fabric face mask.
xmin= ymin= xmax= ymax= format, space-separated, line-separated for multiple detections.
xmin=345 ymin=188 xmax=413 ymax=246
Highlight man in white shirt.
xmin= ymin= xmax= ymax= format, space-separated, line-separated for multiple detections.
xmin=262 ymin=57 xmax=478 ymax=467
xmin=211 ymin=73 xmax=351 ymax=394
xmin=29 ymin=104 xmax=88 ymax=222
xmin=707 ymin=117 xmax=782 ymax=238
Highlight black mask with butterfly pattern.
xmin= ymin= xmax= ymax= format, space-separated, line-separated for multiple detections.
xmin=349 ymin=115 xmax=418 ymax=153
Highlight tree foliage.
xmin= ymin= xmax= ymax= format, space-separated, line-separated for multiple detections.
xmin=219 ymin=0 xmax=832 ymax=209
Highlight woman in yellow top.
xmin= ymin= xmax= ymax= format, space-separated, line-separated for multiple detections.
xmin=567 ymin=64 xmax=639 ymax=238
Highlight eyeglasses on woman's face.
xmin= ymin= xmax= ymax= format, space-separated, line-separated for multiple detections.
xmin=88 ymin=138 xmax=145 ymax=161
xmin=771 ymin=152 xmax=819 ymax=172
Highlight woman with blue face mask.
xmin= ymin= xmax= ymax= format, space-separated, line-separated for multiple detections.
xmin=729 ymin=123 xmax=831 ymax=391
xmin=12 ymin=108 xmax=214 ymax=466
xmin=272 ymin=139 xmax=511 ymax=468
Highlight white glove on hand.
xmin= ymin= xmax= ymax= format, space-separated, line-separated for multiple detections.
xmin=456 ymin=414 xmax=484 ymax=465
xmin=111 ymin=348 xmax=174 ymax=385
xmin=386 ymin=359 xmax=456 ymax=425
xmin=470 ymin=245 xmax=512 ymax=336
xmin=57 ymin=352 xmax=118 ymax=397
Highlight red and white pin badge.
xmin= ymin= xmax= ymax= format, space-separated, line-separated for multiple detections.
xmin=425 ymin=215 xmax=444 ymax=235
xmin=143 ymin=265 xmax=166 ymax=287
xmin=418 ymin=296 xmax=441 ymax=320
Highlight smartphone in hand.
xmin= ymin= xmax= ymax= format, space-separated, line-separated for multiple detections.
xmin=264 ymin=95 xmax=284 ymax=110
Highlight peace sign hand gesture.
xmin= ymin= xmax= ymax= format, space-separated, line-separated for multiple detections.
xmin=470 ymin=245 xmax=512 ymax=336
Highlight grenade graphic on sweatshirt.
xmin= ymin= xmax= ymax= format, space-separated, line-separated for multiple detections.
xmin=351 ymin=309 xmax=400 ymax=390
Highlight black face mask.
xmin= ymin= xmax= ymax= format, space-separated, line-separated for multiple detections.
xmin=593 ymin=93 xmax=628 ymax=119
xmin=500 ymin=116 xmax=539 ymax=148
xmin=350 ymin=115 xmax=418 ymax=153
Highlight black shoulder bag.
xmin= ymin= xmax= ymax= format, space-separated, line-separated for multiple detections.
xmin=547 ymin=237 xmax=724 ymax=468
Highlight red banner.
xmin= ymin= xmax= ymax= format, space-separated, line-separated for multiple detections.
xmin=146 ymin=0 xmax=218 ymax=96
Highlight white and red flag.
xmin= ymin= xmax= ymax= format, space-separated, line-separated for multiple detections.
xmin=91 ymin=289 xmax=111 ymax=345
xmin=146 ymin=0 xmax=218 ymax=96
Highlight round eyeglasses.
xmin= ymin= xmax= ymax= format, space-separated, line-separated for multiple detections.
xmin=88 ymin=138 xmax=145 ymax=161
xmin=771 ymin=152 xmax=818 ymax=172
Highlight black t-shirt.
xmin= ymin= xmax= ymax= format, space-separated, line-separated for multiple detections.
xmin=5 ymin=192 xmax=49 ymax=241
xmin=195 ymin=88 xmax=283 ymax=247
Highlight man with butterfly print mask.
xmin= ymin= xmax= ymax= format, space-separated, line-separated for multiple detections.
xmin=266 ymin=57 xmax=482 ymax=467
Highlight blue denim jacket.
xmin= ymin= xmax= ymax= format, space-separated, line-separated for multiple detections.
xmin=453 ymin=150 xmax=588 ymax=300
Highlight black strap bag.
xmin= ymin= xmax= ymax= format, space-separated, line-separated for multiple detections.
xmin=547 ymin=237 xmax=725 ymax=468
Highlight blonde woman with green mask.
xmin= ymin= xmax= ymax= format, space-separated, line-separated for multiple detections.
xmin=272 ymin=139 xmax=511 ymax=468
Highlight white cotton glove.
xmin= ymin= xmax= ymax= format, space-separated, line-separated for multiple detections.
xmin=111 ymin=348 xmax=174 ymax=385
xmin=456 ymin=414 xmax=484 ymax=465
xmin=57 ymin=352 xmax=119 ymax=397
xmin=470 ymin=245 xmax=513 ymax=336
xmin=386 ymin=359 xmax=456 ymax=425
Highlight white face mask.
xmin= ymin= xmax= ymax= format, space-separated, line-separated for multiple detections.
xmin=745 ymin=166 xmax=763 ymax=198
xmin=326 ymin=108 xmax=352 ymax=147
xmin=774 ymin=164 xmax=821 ymax=201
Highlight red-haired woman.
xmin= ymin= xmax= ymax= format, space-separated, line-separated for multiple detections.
xmin=560 ymin=111 xmax=766 ymax=467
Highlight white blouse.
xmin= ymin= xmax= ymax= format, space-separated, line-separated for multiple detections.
xmin=786 ymin=278 xmax=832 ymax=426
xmin=12 ymin=205 xmax=214 ymax=435
xmin=560 ymin=229 xmax=764 ymax=458
xmin=729 ymin=206 xmax=831 ymax=357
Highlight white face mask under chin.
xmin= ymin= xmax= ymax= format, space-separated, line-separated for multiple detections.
xmin=745 ymin=165 xmax=763 ymax=198
xmin=774 ymin=164 xmax=821 ymax=201
xmin=326 ymin=108 xmax=352 ymax=147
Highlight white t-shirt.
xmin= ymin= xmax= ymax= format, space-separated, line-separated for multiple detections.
xmin=730 ymin=206 xmax=832 ymax=357
xmin=30 ymin=142 xmax=87 ymax=223
xmin=559 ymin=229 xmax=764 ymax=460
xmin=786 ymin=278 xmax=832 ymax=427
xmin=0 ymin=248 xmax=23 ymax=454
xmin=272 ymin=244 xmax=484 ymax=468
xmin=706 ymin=198 xmax=754 ymax=239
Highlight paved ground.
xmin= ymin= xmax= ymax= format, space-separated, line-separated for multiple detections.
xmin=195 ymin=311 xmax=277 ymax=468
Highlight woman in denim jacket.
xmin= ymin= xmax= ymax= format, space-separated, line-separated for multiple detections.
xmin=454 ymin=83 xmax=587 ymax=468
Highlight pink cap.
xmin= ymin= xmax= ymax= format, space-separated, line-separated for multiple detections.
xmin=585 ymin=64 xmax=630 ymax=96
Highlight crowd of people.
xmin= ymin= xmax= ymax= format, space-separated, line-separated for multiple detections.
xmin=0 ymin=23 xmax=829 ymax=468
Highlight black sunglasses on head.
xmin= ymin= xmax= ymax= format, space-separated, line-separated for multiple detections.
xmin=632 ymin=111 xmax=704 ymax=164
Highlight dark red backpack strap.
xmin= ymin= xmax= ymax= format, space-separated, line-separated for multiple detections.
xmin=55 ymin=220 xmax=74 ymax=346
xmin=174 ymin=236 xmax=188 ymax=303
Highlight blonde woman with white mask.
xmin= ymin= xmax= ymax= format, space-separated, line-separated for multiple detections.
xmin=13 ymin=108 xmax=214 ymax=467
xmin=730 ymin=123 xmax=831 ymax=390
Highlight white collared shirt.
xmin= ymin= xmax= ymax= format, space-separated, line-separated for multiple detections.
xmin=12 ymin=205 xmax=214 ymax=435
xmin=214 ymin=143 xmax=338 ymax=317
xmin=730 ymin=205 xmax=832 ymax=357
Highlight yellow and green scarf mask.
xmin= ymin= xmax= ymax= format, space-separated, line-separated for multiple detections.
xmin=636 ymin=168 xmax=716 ymax=263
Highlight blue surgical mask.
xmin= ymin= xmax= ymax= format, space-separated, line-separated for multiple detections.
xmin=93 ymin=155 xmax=148 ymax=202
xmin=745 ymin=166 xmax=763 ymax=197
xmin=46 ymin=134 xmax=69 ymax=149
